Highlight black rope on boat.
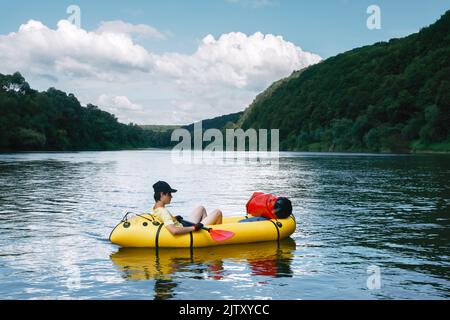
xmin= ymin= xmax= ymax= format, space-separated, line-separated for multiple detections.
xmin=136 ymin=213 xmax=155 ymax=222
xmin=121 ymin=212 xmax=132 ymax=222
xmin=121 ymin=212 xmax=157 ymax=224
xmin=269 ymin=220 xmax=280 ymax=242
xmin=155 ymin=223 xmax=164 ymax=251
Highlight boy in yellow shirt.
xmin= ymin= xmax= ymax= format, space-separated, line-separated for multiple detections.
xmin=152 ymin=181 xmax=223 ymax=235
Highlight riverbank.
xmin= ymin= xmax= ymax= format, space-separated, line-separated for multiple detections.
xmin=1 ymin=148 xmax=449 ymax=155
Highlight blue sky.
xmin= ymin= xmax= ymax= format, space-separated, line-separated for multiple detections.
xmin=1 ymin=0 xmax=448 ymax=58
xmin=0 ymin=0 xmax=449 ymax=125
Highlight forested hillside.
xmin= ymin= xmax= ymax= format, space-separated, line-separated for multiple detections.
xmin=0 ymin=72 xmax=161 ymax=151
xmin=240 ymin=10 xmax=450 ymax=152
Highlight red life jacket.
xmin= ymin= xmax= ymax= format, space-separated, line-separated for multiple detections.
xmin=245 ymin=192 xmax=278 ymax=220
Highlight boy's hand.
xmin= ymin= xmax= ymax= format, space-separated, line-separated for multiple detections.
xmin=194 ymin=223 xmax=204 ymax=231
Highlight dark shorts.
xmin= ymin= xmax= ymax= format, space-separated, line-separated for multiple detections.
xmin=180 ymin=220 xmax=194 ymax=227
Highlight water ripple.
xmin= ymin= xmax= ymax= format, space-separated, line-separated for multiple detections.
xmin=0 ymin=151 xmax=449 ymax=299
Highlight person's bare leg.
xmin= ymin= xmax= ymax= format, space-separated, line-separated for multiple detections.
xmin=201 ymin=209 xmax=223 ymax=225
xmin=189 ymin=206 xmax=207 ymax=223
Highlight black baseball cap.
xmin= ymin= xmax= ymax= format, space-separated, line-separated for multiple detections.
xmin=153 ymin=181 xmax=177 ymax=193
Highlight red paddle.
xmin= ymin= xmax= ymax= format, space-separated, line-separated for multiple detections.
xmin=181 ymin=219 xmax=235 ymax=242
xmin=204 ymin=227 xmax=235 ymax=242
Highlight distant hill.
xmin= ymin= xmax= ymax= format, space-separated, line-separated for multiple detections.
xmin=140 ymin=112 xmax=244 ymax=149
xmin=239 ymin=10 xmax=450 ymax=153
xmin=0 ymin=70 xmax=243 ymax=151
xmin=183 ymin=112 xmax=243 ymax=132
xmin=140 ymin=125 xmax=181 ymax=132
xmin=237 ymin=70 xmax=305 ymax=128
xmin=0 ymin=72 xmax=160 ymax=151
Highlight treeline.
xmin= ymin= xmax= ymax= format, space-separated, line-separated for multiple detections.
xmin=139 ymin=125 xmax=179 ymax=149
xmin=183 ymin=111 xmax=243 ymax=132
xmin=140 ymin=112 xmax=244 ymax=149
xmin=240 ymin=10 xmax=450 ymax=153
xmin=0 ymin=71 xmax=243 ymax=152
xmin=0 ymin=72 xmax=163 ymax=151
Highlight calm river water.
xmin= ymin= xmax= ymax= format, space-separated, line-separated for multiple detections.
xmin=0 ymin=150 xmax=448 ymax=299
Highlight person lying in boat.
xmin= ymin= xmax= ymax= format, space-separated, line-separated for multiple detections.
xmin=152 ymin=181 xmax=223 ymax=235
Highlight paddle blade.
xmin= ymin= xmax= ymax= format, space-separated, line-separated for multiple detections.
xmin=208 ymin=229 xmax=235 ymax=242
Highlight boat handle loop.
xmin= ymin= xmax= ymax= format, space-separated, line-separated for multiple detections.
xmin=121 ymin=212 xmax=156 ymax=223
xmin=121 ymin=212 xmax=132 ymax=222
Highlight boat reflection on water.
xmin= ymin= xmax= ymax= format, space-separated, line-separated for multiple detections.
xmin=111 ymin=238 xmax=297 ymax=280
xmin=110 ymin=239 xmax=296 ymax=299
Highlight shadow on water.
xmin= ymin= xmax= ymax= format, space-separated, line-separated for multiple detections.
xmin=110 ymin=239 xmax=296 ymax=300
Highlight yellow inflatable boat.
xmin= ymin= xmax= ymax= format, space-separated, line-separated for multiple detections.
xmin=110 ymin=239 xmax=296 ymax=281
xmin=109 ymin=214 xmax=296 ymax=248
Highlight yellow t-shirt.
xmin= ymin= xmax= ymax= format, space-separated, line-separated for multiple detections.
xmin=152 ymin=207 xmax=183 ymax=227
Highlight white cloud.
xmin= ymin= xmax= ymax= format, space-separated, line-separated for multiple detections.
xmin=98 ymin=94 xmax=143 ymax=111
xmin=165 ymin=32 xmax=322 ymax=90
xmin=97 ymin=94 xmax=144 ymax=123
xmin=0 ymin=19 xmax=321 ymax=125
xmin=0 ymin=19 xmax=154 ymax=81
xmin=96 ymin=20 xmax=166 ymax=39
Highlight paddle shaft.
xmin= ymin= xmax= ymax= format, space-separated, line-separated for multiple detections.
xmin=179 ymin=219 xmax=212 ymax=232
xmin=178 ymin=217 xmax=235 ymax=242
